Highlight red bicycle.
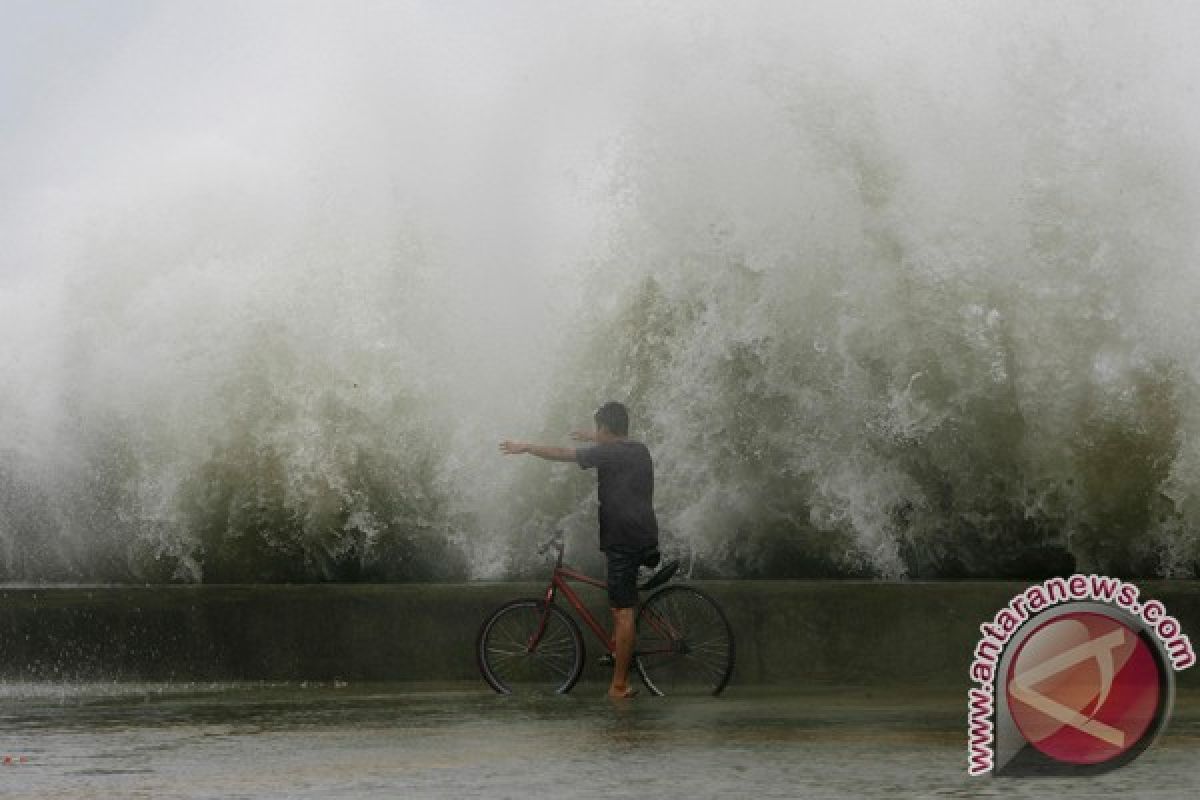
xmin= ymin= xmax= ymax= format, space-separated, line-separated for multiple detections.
xmin=476 ymin=532 xmax=735 ymax=696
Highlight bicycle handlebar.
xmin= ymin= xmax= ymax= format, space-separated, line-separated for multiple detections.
xmin=536 ymin=530 xmax=565 ymax=556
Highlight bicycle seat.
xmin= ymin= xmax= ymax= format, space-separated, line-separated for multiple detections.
xmin=638 ymin=559 xmax=679 ymax=592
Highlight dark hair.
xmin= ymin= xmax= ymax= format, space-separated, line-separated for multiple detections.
xmin=594 ymin=401 xmax=629 ymax=436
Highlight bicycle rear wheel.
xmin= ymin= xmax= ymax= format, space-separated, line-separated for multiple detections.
xmin=635 ymin=585 xmax=734 ymax=696
xmin=477 ymin=599 xmax=585 ymax=694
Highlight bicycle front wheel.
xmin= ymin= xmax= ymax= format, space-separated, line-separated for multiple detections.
xmin=476 ymin=599 xmax=585 ymax=695
xmin=635 ymin=585 xmax=735 ymax=696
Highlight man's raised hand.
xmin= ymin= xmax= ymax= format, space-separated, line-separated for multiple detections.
xmin=499 ymin=440 xmax=529 ymax=455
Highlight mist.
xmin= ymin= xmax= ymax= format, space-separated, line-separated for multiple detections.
xmin=2 ymin=1 xmax=1198 ymax=581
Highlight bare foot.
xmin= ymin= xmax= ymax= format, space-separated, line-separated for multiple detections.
xmin=607 ymin=686 xmax=639 ymax=699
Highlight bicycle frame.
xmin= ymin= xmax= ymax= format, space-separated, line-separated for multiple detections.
xmin=533 ymin=537 xmax=616 ymax=653
xmin=527 ymin=536 xmax=678 ymax=658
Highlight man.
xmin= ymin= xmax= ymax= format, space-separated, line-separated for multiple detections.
xmin=499 ymin=401 xmax=659 ymax=699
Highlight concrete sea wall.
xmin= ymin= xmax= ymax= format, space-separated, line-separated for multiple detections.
xmin=1 ymin=582 xmax=1197 ymax=687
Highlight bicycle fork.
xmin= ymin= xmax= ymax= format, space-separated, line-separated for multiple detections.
xmin=524 ymin=584 xmax=559 ymax=653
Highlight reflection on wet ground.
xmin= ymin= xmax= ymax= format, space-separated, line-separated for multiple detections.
xmin=0 ymin=683 xmax=1196 ymax=798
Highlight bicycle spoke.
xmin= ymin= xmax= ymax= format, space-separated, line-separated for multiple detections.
xmin=685 ymin=655 xmax=729 ymax=679
xmin=488 ymin=647 xmax=530 ymax=659
xmin=540 ymin=659 xmax=572 ymax=678
xmin=635 ymin=587 xmax=734 ymax=696
xmin=479 ymin=601 xmax=584 ymax=694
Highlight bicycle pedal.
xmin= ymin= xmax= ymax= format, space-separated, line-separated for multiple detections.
xmin=597 ymin=654 xmax=614 ymax=666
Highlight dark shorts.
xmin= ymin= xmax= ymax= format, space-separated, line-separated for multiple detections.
xmin=605 ymin=545 xmax=659 ymax=609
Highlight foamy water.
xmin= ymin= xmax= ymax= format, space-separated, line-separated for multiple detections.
xmin=2 ymin=2 xmax=1199 ymax=581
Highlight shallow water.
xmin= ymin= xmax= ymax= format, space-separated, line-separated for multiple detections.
xmin=0 ymin=683 xmax=1197 ymax=799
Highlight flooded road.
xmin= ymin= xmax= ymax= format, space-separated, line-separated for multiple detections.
xmin=0 ymin=683 xmax=1196 ymax=798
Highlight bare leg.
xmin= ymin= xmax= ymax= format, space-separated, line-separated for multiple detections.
xmin=609 ymin=607 xmax=637 ymax=698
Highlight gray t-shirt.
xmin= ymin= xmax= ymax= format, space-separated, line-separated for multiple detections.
xmin=575 ymin=439 xmax=659 ymax=551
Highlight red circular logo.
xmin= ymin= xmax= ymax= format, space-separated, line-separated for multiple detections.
xmin=1006 ymin=611 xmax=1161 ymax=765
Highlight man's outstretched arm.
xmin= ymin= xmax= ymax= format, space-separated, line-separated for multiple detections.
xmin=499 ymin=440 xmax=578 ymax=462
